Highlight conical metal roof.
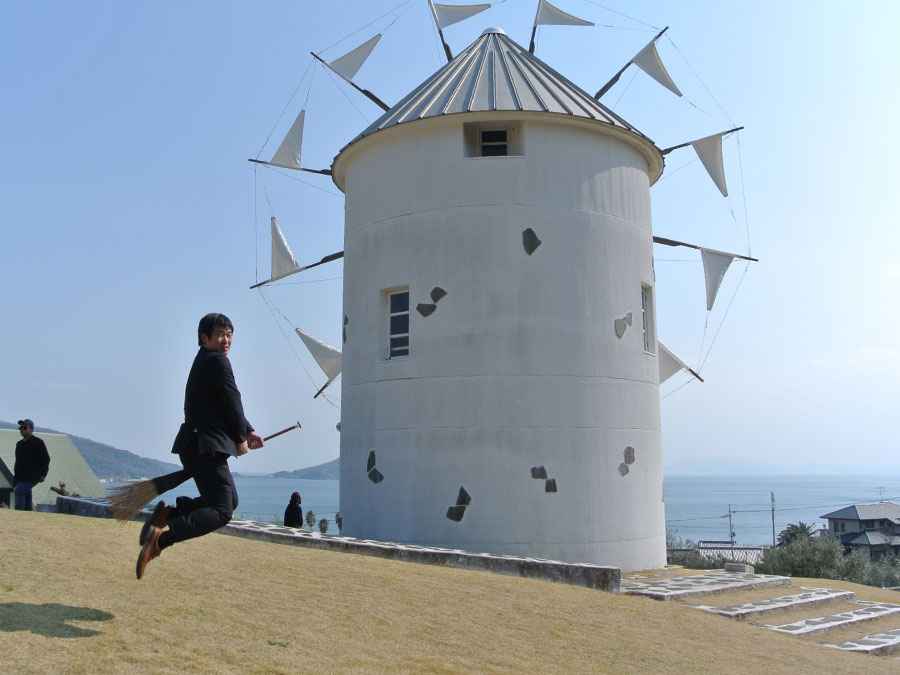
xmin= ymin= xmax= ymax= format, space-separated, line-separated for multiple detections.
xmin=353 ymin=28 xmax=650 ymax=143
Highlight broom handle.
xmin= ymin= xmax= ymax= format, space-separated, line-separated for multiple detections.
xmin=155 ymin=423 xmax=302 ymax=493
xmin=262 ymin=422 xmax=302 ymax=442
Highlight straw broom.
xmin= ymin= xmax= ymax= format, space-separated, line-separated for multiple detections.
xmin=108 ymin=423 xmax=301 ymax=521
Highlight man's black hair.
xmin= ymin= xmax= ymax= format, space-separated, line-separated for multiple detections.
xmin=198 ymin=313 xmax=234 ymax=346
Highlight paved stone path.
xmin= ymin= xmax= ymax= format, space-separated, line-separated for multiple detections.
xmin=621 ymin=571 xmax=790 ymax=600
xmin=764 ymin=601 xmax=900 ymax=636
xmin=825 ymin=628 xmax=900 ymax=655
xmin=693 ymin=588 xmax=855 ymax=619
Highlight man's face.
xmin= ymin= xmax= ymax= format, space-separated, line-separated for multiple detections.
xmin=201 ymin=326 xmax=233 ymax=354
xmin=18 ymin=425 xmax=32 ymax=439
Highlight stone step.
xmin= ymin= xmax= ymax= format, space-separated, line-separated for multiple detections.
xmin=764 ymin=601 xmax=900 ymax=636
xmin=825 ymin=628 xmax=900 ymax=655
xmin=621 ymin=571 xmax=791 ymax=601
xmin=693 ymin=587 xmax=855 ymax=619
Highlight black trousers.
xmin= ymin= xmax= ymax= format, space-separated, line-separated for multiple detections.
xmin=164 ymin=450 xmax=238 ymax=547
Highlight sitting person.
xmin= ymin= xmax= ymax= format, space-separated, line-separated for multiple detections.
xmin=283 ymin=491 xmax=303 ymax=528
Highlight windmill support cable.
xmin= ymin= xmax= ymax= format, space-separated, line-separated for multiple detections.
xmin=661 ymin=126 xmax=744 ymax=155
xmin=256 ymin=289 xmax=339 ymax=409
xmin=310 ymin=52 xmax=390 ymax=111
xmin=594 ymin=26 xmax=669 ymax=99
xmin=315 ymin=0 xmax=414 ymax=56
xmin=255 ymin=58 xmax=316 ymax=161
xmin=652 ymin=236 xmax=758 ymax=262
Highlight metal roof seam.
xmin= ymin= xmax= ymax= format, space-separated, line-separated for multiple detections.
xmin=464 ymin=40 xmax=490 ymax=112
xmin=495 ymin=37 xmax=523 ymax=110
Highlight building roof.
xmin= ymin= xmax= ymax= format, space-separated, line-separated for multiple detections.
xmin=845 ymin=531 xmax=900 ymax=547
xmin=352 ymin=27 xmax=650 ymax=145
xmin=0 ymin=430 xmax=104 ymax=506
xmin=821 ymin=502 xmax=900 ymax=522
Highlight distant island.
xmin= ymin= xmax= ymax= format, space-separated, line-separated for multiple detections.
xmin=0 ymin=420 xmax=179 ymax=481
xmin=271 ymin=458 xmax=338 ymax=480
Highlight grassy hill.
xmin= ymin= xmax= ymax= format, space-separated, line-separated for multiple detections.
xmin=271 ymin=457 xmax=338 ymax=480
xmin=1 ymin=511 xmax=897 ymax=674
xmin=0 ymin=421 xmax=178 ymax=480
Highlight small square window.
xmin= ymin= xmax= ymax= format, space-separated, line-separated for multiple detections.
xmin=387 ymin=289 xmax=409 ymax=359
xmin=463 ymin=122 xmax=522 ymax=157
xmin=480 ymin=129 xmax=508 ymax=157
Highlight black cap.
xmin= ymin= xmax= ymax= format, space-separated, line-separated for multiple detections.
xmin=17 ymin=419 xmax=34 ymax=430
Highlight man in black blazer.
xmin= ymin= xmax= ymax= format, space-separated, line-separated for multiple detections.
xmin=136 ymin=313 xmax=263 ymax=578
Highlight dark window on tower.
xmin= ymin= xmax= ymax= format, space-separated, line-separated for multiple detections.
xmin=480 ymin=129 xmax=508 ymax=156
xmin=388 ymin=289 xmax=409 ymax=359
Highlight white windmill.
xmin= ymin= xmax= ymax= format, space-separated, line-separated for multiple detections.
xmin=249 ymin=0 xmax=755 ymax=571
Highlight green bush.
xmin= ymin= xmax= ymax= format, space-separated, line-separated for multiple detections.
xmin=756 ymin=536 xmax=900 ymax=588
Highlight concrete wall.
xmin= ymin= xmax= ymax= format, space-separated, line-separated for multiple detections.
xmin=337 ymin=115 xmax=665 ymax=571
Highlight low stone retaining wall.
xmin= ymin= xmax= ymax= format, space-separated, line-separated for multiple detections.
xmin=55 ymin=496 xmax=621 ymax=592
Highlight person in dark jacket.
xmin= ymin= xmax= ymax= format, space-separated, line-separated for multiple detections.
xmin=13 ymin=419 xmax=50 ymax=511
xmin=136 ymin=313 xmax=263 ymax=579
xmin=284 ymin=491 xmax=303 ymax=528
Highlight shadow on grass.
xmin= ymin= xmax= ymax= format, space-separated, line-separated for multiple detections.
xmin=0 ymin=603 xmax=114 ymax=638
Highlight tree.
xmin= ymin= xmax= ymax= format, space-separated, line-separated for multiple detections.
xmin=305 ymin=510 xmax=316 ymax=529
xmin=777 ymin=521 xmax=815 ymax=547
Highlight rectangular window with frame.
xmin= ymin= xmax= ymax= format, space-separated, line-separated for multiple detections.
xmin=387 ymin=289 xmax=409 ymax=359
xmin=641 ymin=284 xmax=656 ymax=355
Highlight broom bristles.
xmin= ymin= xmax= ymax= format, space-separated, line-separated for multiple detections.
xmin=108 ymin=479 xmax=161 ymax=521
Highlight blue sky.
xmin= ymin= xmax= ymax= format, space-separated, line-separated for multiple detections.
xmin=2 ymin=1 xmax=899 ymax=474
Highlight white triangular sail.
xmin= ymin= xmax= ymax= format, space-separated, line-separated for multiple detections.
xmin=271 ymin=217 xmax=300 ymax=281
xmin=295 ymin=328 xmax=343 ymax=397
xmin=692 ymin=132 xmax=729 ymax=197
xmin=632 ymin=41 xmax=682 ymax=97
xmin=658 ymin=342 xmax=701 ymax=384
xmin=700 ymin=248 xmax=736 ymax=311
xmin=433 ymin=1 xmax=491 ymax=28
xmin=269 ymin=110 xmax=305 ymax=170
xmin=536 ymin=0 xmax=593 ymax=26
xmin=328 ymin=34 xmax=382 ymax=81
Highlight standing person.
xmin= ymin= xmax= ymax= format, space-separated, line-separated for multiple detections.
xmin=136 ymin=313 xmax=263 ymax=579
xmin=284 ymin=491 xmax=303 ymax=528
xmin=13 ymin=419 xmax=50 ymax=511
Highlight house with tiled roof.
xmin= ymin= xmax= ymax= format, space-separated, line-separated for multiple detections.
xmin=821 ymin=502 xmax=900 ymax=561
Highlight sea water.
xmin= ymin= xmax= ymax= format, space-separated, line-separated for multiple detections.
xmin=155 ymin=473 xmax=900 ymax=544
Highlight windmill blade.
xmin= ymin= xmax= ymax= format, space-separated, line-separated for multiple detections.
xmin=700 ymin=248 xmax=737 ymax=311
xmin=631 ymin=36 xmax=681 ymax=97
xmin=658 ymin=342 xmax=703 ymax=384
xmin=270 ymin=109 xmax=305 ymax=170
xmin=433 ymin=1 xmax=491 ymax=28
xmin=429 ymin=0 xmax=491 ymax=62
xmin=328 ymin=33 xmax=382 ymax=81
xmin=270 ymin=217 xmax=300 ymax=281
xmin=661 ymin=127 xmax=743 ymax=198
xmin=530 ymin=0 xmax=594 ymax=54
xmin=295 ymin=328 xmax=342 ymax=398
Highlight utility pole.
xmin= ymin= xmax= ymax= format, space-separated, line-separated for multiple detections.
xmin=771 ymin=492 xmax=776 ymax=546
xmin=728 ymin=504 xmax=735 ymax=546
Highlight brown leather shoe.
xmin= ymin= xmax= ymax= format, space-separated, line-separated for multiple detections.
xmin=135 ymin=526 xmax=163 ymax=580
xmin=139 ymin=501 xmax=170 ymax=546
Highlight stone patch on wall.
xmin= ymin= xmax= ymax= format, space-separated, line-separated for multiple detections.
xmin=522 ymin=228 xmax=542 ymax=255
xmin=446 ymin=486 xmax=471 ymax=522
xmin=614 ymin=312 xmax=633 ymax=339
xmin=367 ymin=451 xmax=384 ymax=484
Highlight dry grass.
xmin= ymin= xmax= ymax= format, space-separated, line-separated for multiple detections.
xmin=1 ymin=511 xmax=898 ymax=674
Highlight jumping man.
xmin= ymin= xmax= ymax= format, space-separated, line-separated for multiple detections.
xmin=136 ymin=313 xmax=263 ymax=578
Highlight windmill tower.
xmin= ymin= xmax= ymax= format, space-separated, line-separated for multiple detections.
xmin=333 ymin=26 xmax=674 ymax=571
xmin=251 ymin=2 xmax=753 ymax=573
